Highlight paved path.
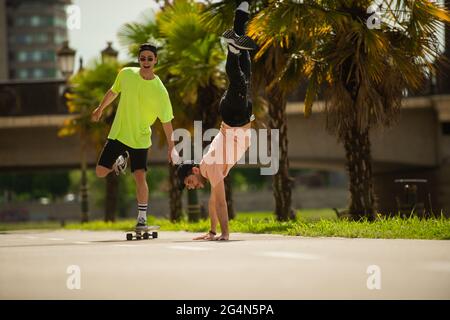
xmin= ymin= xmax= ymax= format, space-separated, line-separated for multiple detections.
xmin=0 ymin=230 xmax=449 ymax=299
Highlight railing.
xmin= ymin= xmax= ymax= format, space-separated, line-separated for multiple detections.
xmin=0 ymin=79 xmax=69 ymax=117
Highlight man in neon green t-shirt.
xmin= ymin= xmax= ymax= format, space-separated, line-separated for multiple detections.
xmin=91 ymin=43 xmax=175 ymax=230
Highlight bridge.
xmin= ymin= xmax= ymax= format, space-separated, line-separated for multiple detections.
xmin=0 ymin=79 xmax=449 ymax=213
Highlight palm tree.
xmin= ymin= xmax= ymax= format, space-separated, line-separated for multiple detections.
xmin=59 ymin=60 xmax=121 ymax=222
xmin=118 ymin=0 xmax=233 ymax=220
xmin=248 ymin=0 xmax=450 ymax=220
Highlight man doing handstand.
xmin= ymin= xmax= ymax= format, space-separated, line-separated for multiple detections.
xmin=177 ymin=1 xmax=257 ymax=241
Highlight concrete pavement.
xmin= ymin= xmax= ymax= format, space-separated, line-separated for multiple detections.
xmin=0 ymin=230 xmax=449 ymax=299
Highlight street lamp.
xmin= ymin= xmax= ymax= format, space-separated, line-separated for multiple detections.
xmin=56 ymin=40 xmax=89 ymax=223
xmin=101 ymin=41 xmax=118 ymax=63
xmin=57 ymin=40 xmax=76 ymax=78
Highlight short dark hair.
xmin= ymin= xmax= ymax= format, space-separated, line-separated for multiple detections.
xmin=176 ymin=160 xmax=197 ymax=190
xmin=139 ymin=43 xmax=158 ymax=57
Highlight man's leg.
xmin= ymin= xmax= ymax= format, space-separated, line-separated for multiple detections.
xmin=130 ymin=148 xmax=149 ymax=228
xmin=234 ymin=2 xmax=251 ymax=82
xmin=96 ymin=166 xmax=112 ymax=178
xmin=222 ymin=1 xmax=257 ymax=51
xmin=220 ymin=1 xmax=256 ymax=126
xmin=219 ymin=47 xmax=252 ymax=127
xmin=226 ymin=2 xmax=249 ymax=92
xmin=225 ymin=47 xmax=246 ymax=90
xmin=240 ymin=50 xmax=251 ymax=85
xmin=133 ymin=169 xmax=149 ymax=227
xmin=233 ymin=2 xmax=249 ymax=36
xmin=96 ymin=139 xmax=125 ymax=178
xmin=133 ymin=170 xmax=148 ymax=203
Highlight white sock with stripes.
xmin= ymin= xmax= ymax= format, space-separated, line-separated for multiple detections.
xmin=137 ymin=203 xmax=147 ymax=224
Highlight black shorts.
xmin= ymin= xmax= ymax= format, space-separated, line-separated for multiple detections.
xmin=97 ymin=139 xmax=148 ymax=172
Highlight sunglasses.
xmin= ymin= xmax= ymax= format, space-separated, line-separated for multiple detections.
xmin=139 ymin=56 xmax=154 ymax=62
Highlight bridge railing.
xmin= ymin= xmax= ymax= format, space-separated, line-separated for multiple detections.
xmin=0 ymin=79 xmax=69 ymax=117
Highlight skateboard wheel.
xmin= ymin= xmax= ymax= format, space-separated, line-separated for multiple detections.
xmin=126 ymin=233 xmax=133 ymax=241
xmin=152 ymin=232 xmax=158 ymax=239
xmin=143 ymin=232 xmax=149 ymax=240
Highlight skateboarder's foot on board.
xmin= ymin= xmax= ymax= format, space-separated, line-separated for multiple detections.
xmin=135 ymin=217 xmax=147 ymax=231
xmin=193 ymin=230 xmax=216 ymax=241
xmin=113 ymin=151 xmax=129 ymax=175
xmin=214 ymin=234 xmax=229 ymax=241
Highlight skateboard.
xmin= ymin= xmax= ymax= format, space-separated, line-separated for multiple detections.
xmin=126 ymin=225 xmax=160 ymax=241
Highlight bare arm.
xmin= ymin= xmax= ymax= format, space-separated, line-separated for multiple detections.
xmin=208 ymin=190 xmax=218 ymax=233
xmin=162 ymin=121 xmax=175 ymax=163
xmin=212 ymin=180 xmax=229 ymax=237
xmin=91 ymin=89 xmax=118 ymax=122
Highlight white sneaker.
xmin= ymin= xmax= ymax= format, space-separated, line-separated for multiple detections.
xmin=222 ymin=29 xmax=257 ymax=50
xmin=135 ymin=217 xmax=147 ymax=231
xmin=113 ymin=151 xmax=129 ymax=175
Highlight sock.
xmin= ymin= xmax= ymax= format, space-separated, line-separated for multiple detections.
xmin=228 ymin=44 xmax=240 ymax=55
xmin=237 ymin=1 xmax=249 ymax=13
xmin=137 ymin=203 xmax=147 ymax=223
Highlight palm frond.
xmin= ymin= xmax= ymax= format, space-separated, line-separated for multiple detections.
xmin=249 ymin=0 xmax=450 ymax=134
xmin=117 ymin=11 xmax=159 ymax=58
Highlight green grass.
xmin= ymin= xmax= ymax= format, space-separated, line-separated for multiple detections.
xmin=63 ymin=210 xmax=450 ymax=240
xmin=1 ymin=210 xmax=449 ymax=240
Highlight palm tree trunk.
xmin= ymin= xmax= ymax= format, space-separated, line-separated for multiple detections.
xmin=80 ymin=134 xmax=89 ymax=223
xmin=267 ymin=85 xmax=294 ymax=221
xmin=343 ymin=126 xmax=377 ymax=220
xmin=437 ymin=0 xmax=450 ymax=93
xmin=80 ymin=162 xmax=89 ymax=223
xmin=104 ymin=173 xmax=118 ymax=222
xmin=187 ymin=189 xmax=200 ymax=222
xmin=168 ymin=163 xmax=183 ymax=221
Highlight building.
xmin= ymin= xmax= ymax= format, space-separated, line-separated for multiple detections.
xmin=0 ymin=0 xmax=70 ymax=81
xmin=0 ymin=0 xmax=8 ymax=79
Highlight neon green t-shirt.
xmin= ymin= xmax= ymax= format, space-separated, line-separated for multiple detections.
xmin=108 ymin=67 xmax=174 ymax=149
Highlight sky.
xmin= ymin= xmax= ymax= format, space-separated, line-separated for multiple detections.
xmin=67 ymin=0 xmax=161 ymax=71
